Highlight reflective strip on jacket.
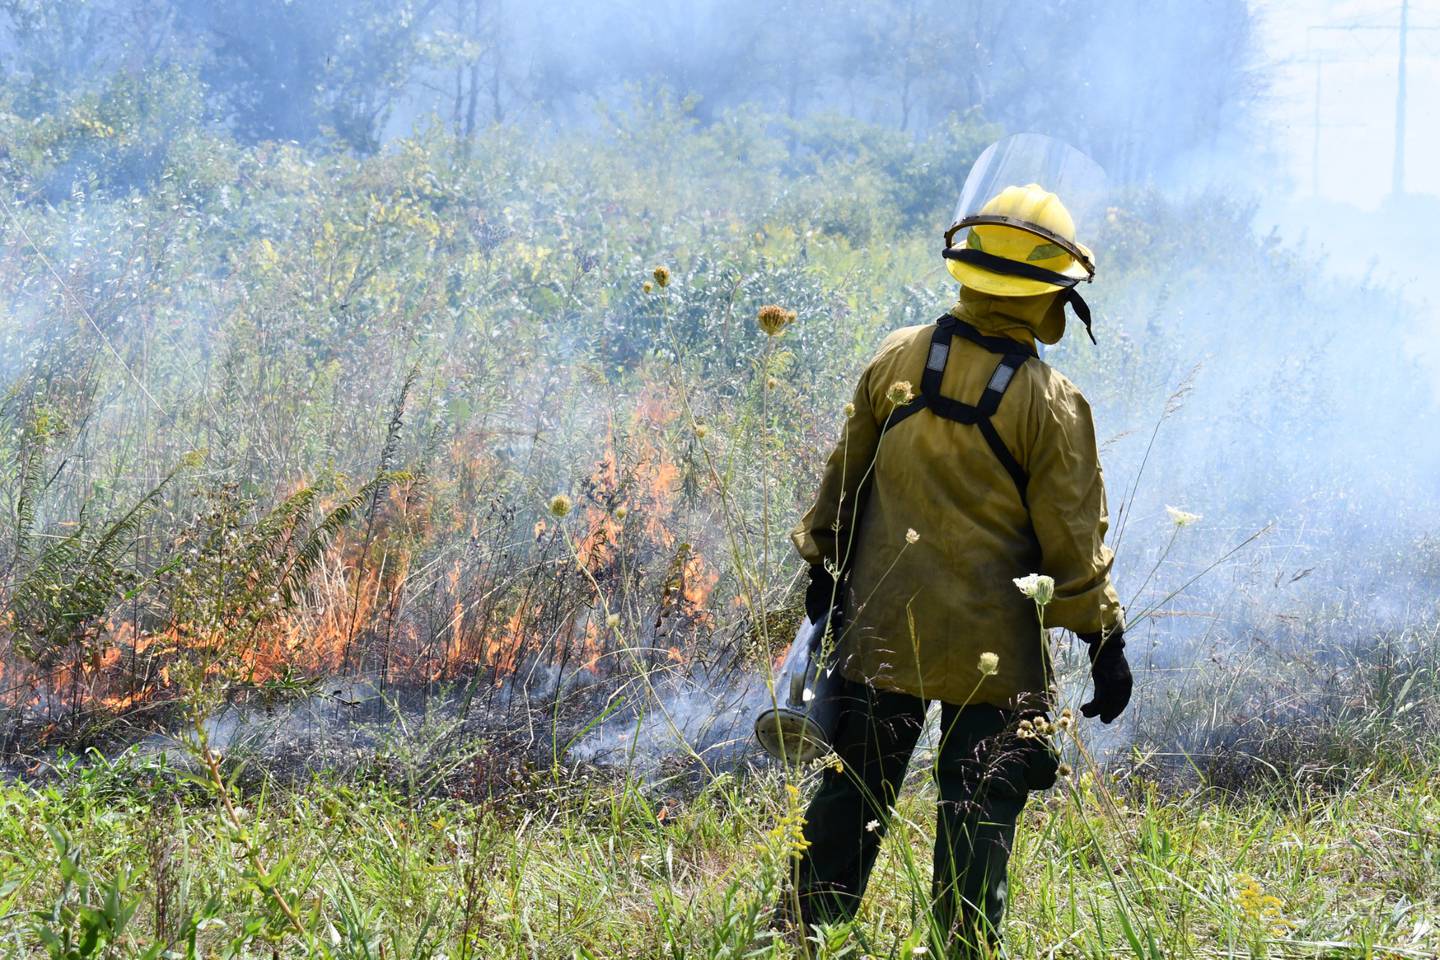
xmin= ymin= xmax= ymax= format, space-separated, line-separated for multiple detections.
xmin=789 ymin=290 xmax=1122 ymax=708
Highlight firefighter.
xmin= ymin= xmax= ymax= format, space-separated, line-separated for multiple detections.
xmin=783 ymin=134 xmax=1131 ymax=956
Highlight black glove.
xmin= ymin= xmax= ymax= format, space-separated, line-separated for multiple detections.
xmin=1078 ymin=629 xmax=1132 ymax=724
xmin=804 ymin=565 xmax=839 ymax=624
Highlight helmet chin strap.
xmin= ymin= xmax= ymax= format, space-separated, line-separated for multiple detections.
xmin=943 ymin=247 xmax=1097 ymax=345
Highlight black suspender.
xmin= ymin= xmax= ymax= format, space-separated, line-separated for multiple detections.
xmin=882 ymin=316 xmax=1035 ymax=506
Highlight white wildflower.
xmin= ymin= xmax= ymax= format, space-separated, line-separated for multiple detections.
xmin=1012 ymin=573 xmax=1055 ymax=606
xmin=905 ymin=528 xmax=919 ymax=545
xmin=1165 ymin=505 xmax=1202 ymax=527
xmin=978 ymin=651 xmax=999 ymax=676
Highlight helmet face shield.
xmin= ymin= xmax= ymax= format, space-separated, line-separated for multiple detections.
xmin=946 ymin=133 xmax=1108 ymax=279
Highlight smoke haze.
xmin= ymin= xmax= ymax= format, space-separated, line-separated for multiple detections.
xmin=1 ymin=0 xmax=1436 ymax=772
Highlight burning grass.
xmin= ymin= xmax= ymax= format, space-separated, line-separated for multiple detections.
xmin=3 ymin=105 xmax=1439 ymax=958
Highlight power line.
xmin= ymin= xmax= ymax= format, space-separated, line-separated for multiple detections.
xmin=1308 ymin=1 xmax=1440 ymax=197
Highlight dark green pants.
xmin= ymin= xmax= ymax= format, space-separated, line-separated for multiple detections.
xmin=793 ymin=681 xmax=1033 ymax=956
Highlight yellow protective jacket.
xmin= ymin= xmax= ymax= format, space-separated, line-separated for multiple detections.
xmin=790 ymin=289 xmax=1122 ymax=708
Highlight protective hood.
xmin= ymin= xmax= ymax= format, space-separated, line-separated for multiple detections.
xmin=950 ymin=287 xmax=1068 ymax=346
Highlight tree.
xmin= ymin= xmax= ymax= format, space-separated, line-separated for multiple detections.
xmin=176 ymin=0 xmax=444 ymax=151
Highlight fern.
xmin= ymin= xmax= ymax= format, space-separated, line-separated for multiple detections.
xmin=278 ymin=472 xmax=411 ymax=605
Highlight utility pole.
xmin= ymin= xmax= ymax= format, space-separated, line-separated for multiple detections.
xmin=1307 ymin=5 xmax=1437 ymax=201
xmin=1394 ymin=0 xmax=1409 ymax=196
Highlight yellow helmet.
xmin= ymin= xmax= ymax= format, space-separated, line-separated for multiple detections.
xmin=944 ymin=183 xmax=1096 ymax=298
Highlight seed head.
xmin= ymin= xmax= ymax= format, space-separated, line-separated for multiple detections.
xmin=547 ymin=493 xmax=573 ymax=518
xmin=905 ymin=528 xmax=919 ymax=545
xmin=652 ymin=265 xmax=670 ymax=288
xmin=757 ymin=303 xmax=796 ymax=336
xmin=642 ymin=280 xmax=653 ymax=294
xmin=613 ymin=505 xmax=628 ymax=520
xmin=694 ymin=423 xmax=709 ymax=439
xmin=606 ymin=612 xmax=621 ymax=629
xmin=886 ymin=380 xmax=915 ymax=406
xmin=842 ymin=402 xmax=855 ymax=418
xmin=978 ymin=651 xmax=999 ymax=676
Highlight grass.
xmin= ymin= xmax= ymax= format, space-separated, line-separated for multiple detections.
xmin=2 ymin=100 xmax=1438 ymax=960
xmin=0 ymin=735 xmax=1436 ymax=959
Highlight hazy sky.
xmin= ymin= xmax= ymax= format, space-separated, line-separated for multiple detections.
xmin=1263 ymin=0 xmax=1440 ymax=206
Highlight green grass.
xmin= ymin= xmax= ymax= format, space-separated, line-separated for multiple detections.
xmin=2 ymin=745 xmax=1436 ymax=959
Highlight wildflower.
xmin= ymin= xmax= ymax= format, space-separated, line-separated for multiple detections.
xmin=1016 ymin=719 xmax=1035 ymax=739
xmin=886 ymin=380 xmax=915 ymax=406
xmin=694 ymin=423 xmax=709 ymax=439
xmin=911 ymin=947 xmax=929 ymax=956
xmin=1012 ymin=573 xmax=1055 ymax=606
xmin=757 ymin=303 xmax=796 ymax=336
xmin=547 ymin=493 xmax=573 ymax=518
xmin=1165 ymin=505 xmax=1202 ymax=527
xmin=766 ymin=376 xmax=778 ymax=390
xmin=652 ymin=265 xmax=670 ymax=288
xmin=1058 ymin=763 xmax=1073 ymax=778
xmin=865 ymin=819 xmax=880 ymax=832
xmin=905 ymin=528 xmax=919 ymax=545
xmin=831 ymin=757 xmax=844 ymax=773
xmin=606 ymin=613 xmax=621 ymax=629
xmin=613 ymin=504 xmax=628 ymax=520
xmin=978 ymin=651 xmax=999 ymax=676
xmin=842 ymin=402 xmax=855 ymax=418
xmin=642 ymin=280 xmax=653 ymax=294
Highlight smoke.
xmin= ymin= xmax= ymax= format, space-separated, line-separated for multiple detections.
xmin=2 ymin=0 xmax=1437 ymax=776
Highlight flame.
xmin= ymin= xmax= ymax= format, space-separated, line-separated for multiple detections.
xmin=0 ymin=377 xmax=725 ymax=727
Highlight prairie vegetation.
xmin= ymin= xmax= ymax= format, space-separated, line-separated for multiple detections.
xmin=1 ymin=6 xmax=1439 ymax=956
